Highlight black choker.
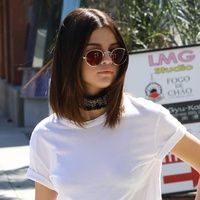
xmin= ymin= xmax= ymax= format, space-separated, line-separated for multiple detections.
xmin=82 ymin=92 xmax=108 ymax=111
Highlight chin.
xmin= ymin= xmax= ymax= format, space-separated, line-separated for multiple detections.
xmin=100 ymin=82 xmax=113 ymax=89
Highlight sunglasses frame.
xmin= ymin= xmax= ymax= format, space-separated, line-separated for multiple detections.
xmin=82 ymin=47 xmax=127 ymax=67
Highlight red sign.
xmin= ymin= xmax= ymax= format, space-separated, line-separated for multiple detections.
xmin=162 ymin=154 xmax=199 ymax=193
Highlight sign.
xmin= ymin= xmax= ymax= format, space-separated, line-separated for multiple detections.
xmin=125 ymin=44 xmax=200 ymax=194
xmin=162 ymin=152 xmax=199 ymax=194
xmin=125 ymin=45 xmax=200 ymax=104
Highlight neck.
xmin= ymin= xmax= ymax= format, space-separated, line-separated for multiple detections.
xmin=81 ymin=108 xmax=106 ymax=121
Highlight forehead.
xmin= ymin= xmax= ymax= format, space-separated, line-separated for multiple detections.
xmin=88 ymin=27 xmax=118 ymax=47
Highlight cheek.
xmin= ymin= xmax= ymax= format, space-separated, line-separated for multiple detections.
xmin=113 ymin=67 xmax=120 ymax=79
xmin=81 ymin=62 xmax=95 ymax=82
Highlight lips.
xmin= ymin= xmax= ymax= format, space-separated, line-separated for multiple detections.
xmin=97 ymin=70 xmax=114 ymax=74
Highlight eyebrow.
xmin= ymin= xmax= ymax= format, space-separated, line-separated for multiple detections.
xmin=86 ymin=42 xmax=119 ymax=47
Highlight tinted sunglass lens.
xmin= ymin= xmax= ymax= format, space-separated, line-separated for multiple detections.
xmin=111 ymin=48 xmax=126 ymax=65
xmin=86 ymin=50 xmax=102 ymax=66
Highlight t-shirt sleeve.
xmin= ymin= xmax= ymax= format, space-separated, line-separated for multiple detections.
xmin=155 ymin=105 xmax=187 ymax=159
xmin=26 ymin=125 xmax=55 ymax=190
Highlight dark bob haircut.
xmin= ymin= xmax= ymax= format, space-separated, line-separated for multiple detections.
xmin=49 ymin=8 xmax=129 ymax=128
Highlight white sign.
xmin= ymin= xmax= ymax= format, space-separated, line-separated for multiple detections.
xmin=125 ymin=45 xmax=200 ymax=194
xmin=125 ymin=45 xmax=200 ymax=104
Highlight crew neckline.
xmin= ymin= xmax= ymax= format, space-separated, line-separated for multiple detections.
xmin=57 ymin=113 xmax=106 ymax=129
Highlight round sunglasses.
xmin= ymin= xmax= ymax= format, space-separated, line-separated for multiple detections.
xmin=83 ymin=48 xmax=127 ymax=67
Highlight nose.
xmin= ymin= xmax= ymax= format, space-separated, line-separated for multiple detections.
xmin=101 ymin=51 xmax=113 ymax=65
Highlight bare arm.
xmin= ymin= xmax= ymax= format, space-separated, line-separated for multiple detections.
xmin=35 ymin=182 xmax=57 ymax=200
xmin=171 ymin=132 xmax=200 ymax=200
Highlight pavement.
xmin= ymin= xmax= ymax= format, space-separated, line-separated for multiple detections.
xmin=0 ymin=113 xmax=197 ymax=200
xmin=0 ymin=113 xmax=34 ymax=200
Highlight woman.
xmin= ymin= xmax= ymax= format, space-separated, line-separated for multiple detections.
xmin=27 ymin=8 xmax=200 ymax=200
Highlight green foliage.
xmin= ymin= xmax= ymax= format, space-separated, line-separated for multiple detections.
xmin=80 ymin=0 xmax=200 ymax=51
xmin=166 ymin=0 xmax=200 ymax=45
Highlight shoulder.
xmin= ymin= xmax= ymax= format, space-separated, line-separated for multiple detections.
xmin=29 ymin=113 xmax=81 ymax=147
xmin=123 ymin=93 xmax=166 ymax=115
xmin=29 ymin=114 xmax=61 ymax=147
xmin=32 ymin=114 xmax=57 ymax=134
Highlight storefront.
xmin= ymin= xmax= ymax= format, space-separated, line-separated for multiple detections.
xmin=0 ymin=0 xmax=80 ymax=126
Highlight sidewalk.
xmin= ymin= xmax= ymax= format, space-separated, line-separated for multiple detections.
xmin=0 ymin=113 xmax=34 ymax=200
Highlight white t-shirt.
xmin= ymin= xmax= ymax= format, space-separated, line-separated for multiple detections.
xmin=27 ymin=94 xmax=187 ymax=200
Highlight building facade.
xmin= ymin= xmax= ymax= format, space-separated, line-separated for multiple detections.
xmin=0 ymin=0 xmax=80 ymax=127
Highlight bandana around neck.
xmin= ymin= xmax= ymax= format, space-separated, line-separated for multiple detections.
xmin=82 ymin=91 xmax=108 ymax=111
